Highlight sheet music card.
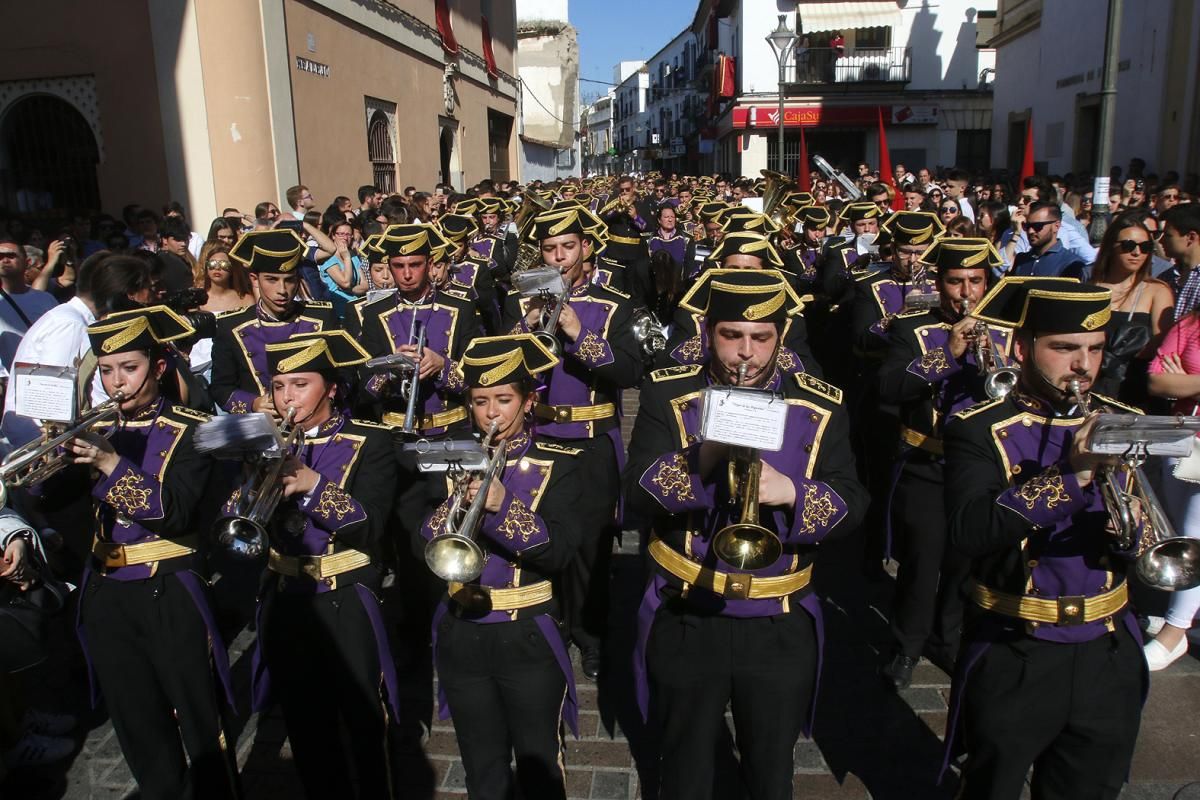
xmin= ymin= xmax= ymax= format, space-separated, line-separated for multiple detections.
xmin=701 ymin=387 xmax=788 ymax=451
xmin=12 ymin=363 xmax=77 ymax=424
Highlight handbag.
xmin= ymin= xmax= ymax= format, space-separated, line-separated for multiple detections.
xmin=0 ymin=534 xmax=72 ymax=673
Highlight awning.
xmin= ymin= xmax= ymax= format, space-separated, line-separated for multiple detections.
xmin=798 ymin=1 xmax=902 ymax=33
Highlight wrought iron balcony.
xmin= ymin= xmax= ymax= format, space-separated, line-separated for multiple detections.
xmin=782 ymin=47 xmax=911 ymax=86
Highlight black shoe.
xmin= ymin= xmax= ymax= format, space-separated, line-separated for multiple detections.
xmin=581 ymin=646 xmax=602 ymax=680
xmin=880 ymin=654 xmax=918 ymax=692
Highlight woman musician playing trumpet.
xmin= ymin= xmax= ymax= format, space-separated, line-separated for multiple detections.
xmin=419 ymin=334 xmax=582 ymax=800
xmin=239 ymin=330 xmax=398 ymax=798
xmin=55 ymin=307 xmax=241 ymax=799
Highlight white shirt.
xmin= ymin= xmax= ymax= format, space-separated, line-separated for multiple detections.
xmin=0 ymin=288 xmax=59 ymax=372
xmin=957 ymin=196 xmax=976 ymax=223
xmin=1 ymin=296 xmax=102 ymax=448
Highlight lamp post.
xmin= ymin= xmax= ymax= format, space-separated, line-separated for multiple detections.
xmin=766 ymin=14 xmax=798 ymax=173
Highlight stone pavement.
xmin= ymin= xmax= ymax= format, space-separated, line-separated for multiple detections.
xmin=4 ymin=388 xmax=1200 ymax=799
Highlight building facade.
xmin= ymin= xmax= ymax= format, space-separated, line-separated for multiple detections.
xmin=612 ymin=61 xmax=650 ymax=175
xmin=581 ymin=92 xmax=616 ymax=177
xmin=516 ymin=0 xmax=581 ymax=182
xmin=989 ymin=0 xmax=1200 ymax=180
xmin=689 ymin=0 xmax=996 ymax=179
xmin=0 ymin=0 xmax=519 ymax=225
xmin=643 ymin=28 xmax=704 ymax=177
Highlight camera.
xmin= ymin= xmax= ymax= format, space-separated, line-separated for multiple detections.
xmin=163 ymin=287 xmax=217 ymax=340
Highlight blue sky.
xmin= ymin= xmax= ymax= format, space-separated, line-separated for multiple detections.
xmin=570 ymin=2 xmax=697 ymax=102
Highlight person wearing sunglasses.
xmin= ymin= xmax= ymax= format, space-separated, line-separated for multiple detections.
xmin=1087 ymin=216 xmax=1174 ymax=406
xmin=1010 ymin=202 xmax=1087 ymax=279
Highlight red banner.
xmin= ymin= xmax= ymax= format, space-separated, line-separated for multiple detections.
xmin=481 ymin=15 xmax=498 ymax=78
xmin=878 ymin=106 xmax=903 ymax=210
xmin=1019 ymin=115 xmax=1035 ymax=186
xmin=435 ymin=0 xmax=458 ymax=55
xmin=716 ymin=55 xmax=736 ymax=98
xmin=798 ymin=126 xmax=811 ymax=191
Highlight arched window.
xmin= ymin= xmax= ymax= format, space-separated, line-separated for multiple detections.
xmin=367 ymin=110 xmax=395 ymax=193
xmin=0 ymin=95 xmax=100 ymax=213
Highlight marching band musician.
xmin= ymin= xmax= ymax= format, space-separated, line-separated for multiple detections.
xmin=341 ymin=233 xmax=395 ymax=341
xmin=210 ymin=229 xmax=338 ymax=416
xmin=359 ymin=224 xmax=479 ymax=437
xmin=781 ymin=205 xmax=831 ymax=295
xmin=597 ymin=176 xmax=653 ymax=307
xmin=876 ymin=239 xmax=1009 ymax=690
xmin=63 ymin=306 xmax=240 ymax=799
xmin=689 ymin=200 xmax=731 ymax=281
xmin=661 ymin=233 xmax=820 ymax=378
xmin=501 ymin=206 xmax=643 ymax=679
xmin=623 ymin=269 xmax=866 ymax=800
xmin=246 ymin=330 xmax=399 ymax=798
xmin=942 ymin=277 xmax=1147 ymax=799
xmin=420 ymin=334 xmax=583 ymax=800
xmin=647 ymin=203 xmax=695 ymax=281
xmin=434 ymin=212 xmax=502 ymax=334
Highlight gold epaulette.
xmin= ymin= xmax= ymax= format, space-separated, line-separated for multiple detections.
xmin=170 ymin=405 xmax=211 ymax=422
xmin=1092 ymin=393 xmax=1144 ymax=415
xmin=600 ymin=285 xmax=631 ymax=300
xmin=851 ymin=267 xmax=879 ymax=281
xmin=896 ymin=308 xmax=930 ymax=320
xmin=650 ymin=364 xmax=703 ymax=383
xmin=305 ymin=300 xmax=333 ymax=309
xmin=952 ymin=396 xmax=1005 ymax=420
xmin=793 ymin=372 xmax=843 ymax=404
xmin=215 ymin=306 xmax=250 ymax=319
xmin=351 ymin=419 xmax=393 ymax=431
xmin=535 ymin=441 xmax=582 ymax=456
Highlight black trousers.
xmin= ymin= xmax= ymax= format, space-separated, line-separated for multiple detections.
xmin=647 ymin=604 xmax=817 ymax=800
xmin=890 ymin=458 xmax=969 ymax=664
xmin=436 ymin=613 xmax=568 ymax=800
xmin=558 ymin=433 xmax=618 ymax=650
xmin=81 ymin=572 xmax=240 ymax=800
xmin=959 ymin=625 xmax=1147 ymax=800
xmin=263 ymin=583 xmax=392 ymax=799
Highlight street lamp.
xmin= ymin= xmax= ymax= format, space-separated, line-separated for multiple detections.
xmin=766 ymin=14 xmax=798 ymax=173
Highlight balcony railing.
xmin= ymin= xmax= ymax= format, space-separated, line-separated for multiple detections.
xmin=782 ymin=47 xmax=911 ymax=85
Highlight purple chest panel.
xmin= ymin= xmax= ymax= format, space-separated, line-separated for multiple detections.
xmin=470 ymin=237 xmax=498 ymax=266
xmin=649 ymin=235 xmax=687 ymax=263
xmin=273 ymin=419 xmax=366 ymax=556
xmin=991 ymin=410 xmax=1127 ymax=620
xmin=380 ymin=299 xmax=463 ymax=415
xmin=233 ymin=313 xmax=326 ymax=393
xmin=450 ymin=260 xmax=481 ymax=296
xmin=100 ymin=415 xmax=185 ymax=547
xmin=916 ymin=324 xmax=1013 ymax=419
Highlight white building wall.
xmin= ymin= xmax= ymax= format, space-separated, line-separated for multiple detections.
xmin=516 ymin=0 xmax=567 ymax=23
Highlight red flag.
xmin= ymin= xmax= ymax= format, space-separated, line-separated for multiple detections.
xmin=798 ymin=126 xmax=812 ymax=192
xmin=435 ymin=0 xmax=459 ymax=55
xmin=877 ymin=106 xmax=903 ymax=210
xmin=1018 ymin=117 xmax=1035 ymax=187
xmin=481 ymin=15 xmax=499 ymax=78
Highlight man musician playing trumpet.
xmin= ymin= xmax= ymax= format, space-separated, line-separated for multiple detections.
xmin=624 ymin=270 xmax=866 ymax=800
xmin=419 ymin=334 xmax=583 ymax=800
xmin=501 ymin=206 xmax=642 ymax=679
xmin=60 ymin=307 xmax=241 ymax=798
xmin=877 ymin=239 xmax=1011 ymax=690
xmin=942 ymin=277 xmax=1148 ymax=800
xmin=226 ymin=330 xmax=398 ymax=798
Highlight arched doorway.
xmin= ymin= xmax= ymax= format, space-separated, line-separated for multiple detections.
xmin=439 ymin=117 xmax=461 ymax=190
xmin=367 ymin=110 xmax=396 ymax=193
xmin=0 ymin=95 xmax=100 ymax=214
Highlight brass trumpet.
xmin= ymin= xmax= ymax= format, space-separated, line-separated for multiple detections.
xmin=0 ymin=395 xmax=127 ymax=506
xmin=512 ymin=266 xmax=569 ymax=358
xmin=962 ymin=299 xmax=1018 ymax=399
xmin=213 ymin=407 xmax=305 ymax=560
xmin=597 ymin=194 xmax=634 ymax=219
xmin=425 ymin=421 xmax=509 ymax=582
xmin=1069 ymin=379 xmax=1200 ymax=591
xmin=711 ymin=364 xmax=784 ymax=570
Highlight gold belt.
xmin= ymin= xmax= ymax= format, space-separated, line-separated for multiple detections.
xmin=607 ymin=233 xmax=642 ymax=246
xmin=649 ymin=537 xmax=811 ymax=601
xmin=447 ymin=580 xmax=554 ymax=611
xmin=533 ymin=401 xmax=616 ymax=424
xmin=382 ymin=405 xmax=469 ymax=431
xmin=901 ymin=426 xmax=943 ymax=455
xmin=268 ymin=548 xmax=372 ymax=586
xmin=970 ymin=580 xmax=1128 ymax=626
xmin=92 ymin=535 xmax=198 ymax=568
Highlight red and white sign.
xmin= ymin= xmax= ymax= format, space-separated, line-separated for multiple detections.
xmin=734 ymin=104 xmax=939 ymax=129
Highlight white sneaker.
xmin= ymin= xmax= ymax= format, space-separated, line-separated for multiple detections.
xmin=21 ymin=709 xmax=76 ymax=737
xmin=1144 ymin=616 xmax=1166 ymax=636
xmin=3 ymin=733 xmax=74 ymax=768
xmin=1144 ymin=636 xmax=1190 ymax=671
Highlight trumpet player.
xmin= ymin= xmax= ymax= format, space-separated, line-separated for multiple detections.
xmin=597 ymin=176 xmax=653 ymax=307
xmin=359 ymin=224 xmax=479 ymax=437
xmin=501 ymin=206 xmax=642 ymax=680
xmin=942 ymin=277 xmax=1147 ymax=799
xmin=434 ymin=212 xmax=502 ymax=334
xmin=59 ymin=307 xmax=241 ymax=799
xmin=623 ymin=270 xmax=866 ymax=800
xmin=876 ymin=239 xmax=1009 ymax=690
xmin=419 ymin=335 xmax=582 ymax=800
xmin=209 ymin=229 xmax=339 ymax=416
xmin=243 ymin=330 xmax=398 ymax=798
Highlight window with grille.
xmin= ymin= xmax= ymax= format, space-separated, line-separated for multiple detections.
xmin=367 ymin=110 xmax=396 ymax=193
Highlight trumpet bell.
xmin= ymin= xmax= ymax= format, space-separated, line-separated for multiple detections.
xmin=532 ymin=330 xmax=562 ymax=358
xmin=985 ymin=367 xmax=1020 ymax=399
xmin=214 ymin=516 xmax=268 ymax=561
xmin=712 ymin=522 xmax=783 ymax=571
xmin=1136 ymin=536 xmax=1200 ymax=592
xmin=425 ymin=535 xmax=486 ymax=582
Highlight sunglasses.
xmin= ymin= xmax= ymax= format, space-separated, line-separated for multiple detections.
xmin=0 ymin=251 xmax=21 ymax=260
xmin=1026 ymin=220 xmax=1055 ymax=233
xmin=206 ymin=259 xmax=231 ymax=269
xmin=1116 ymin=239 xmax=1154 ymax=255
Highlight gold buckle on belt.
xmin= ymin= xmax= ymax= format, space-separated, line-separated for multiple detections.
xmin=447 ymin=580 xmax=554 ymax=611
xmin=382 ymin=405 xmax=468 ymax=431
xmin=92 ymin=536 xmax=198 ymax=568
xmin=648 ymin=538 xmax=811 ymax=600
xmin=268 ymin=548 xmax=372 ymax=584
xmin=533 ymin=402 xmax=616 ymax=424
xmin=901 ymin=426 xmax=943 ymax=455
xmin=970 ymin=581 xmax=1128 ymax=626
